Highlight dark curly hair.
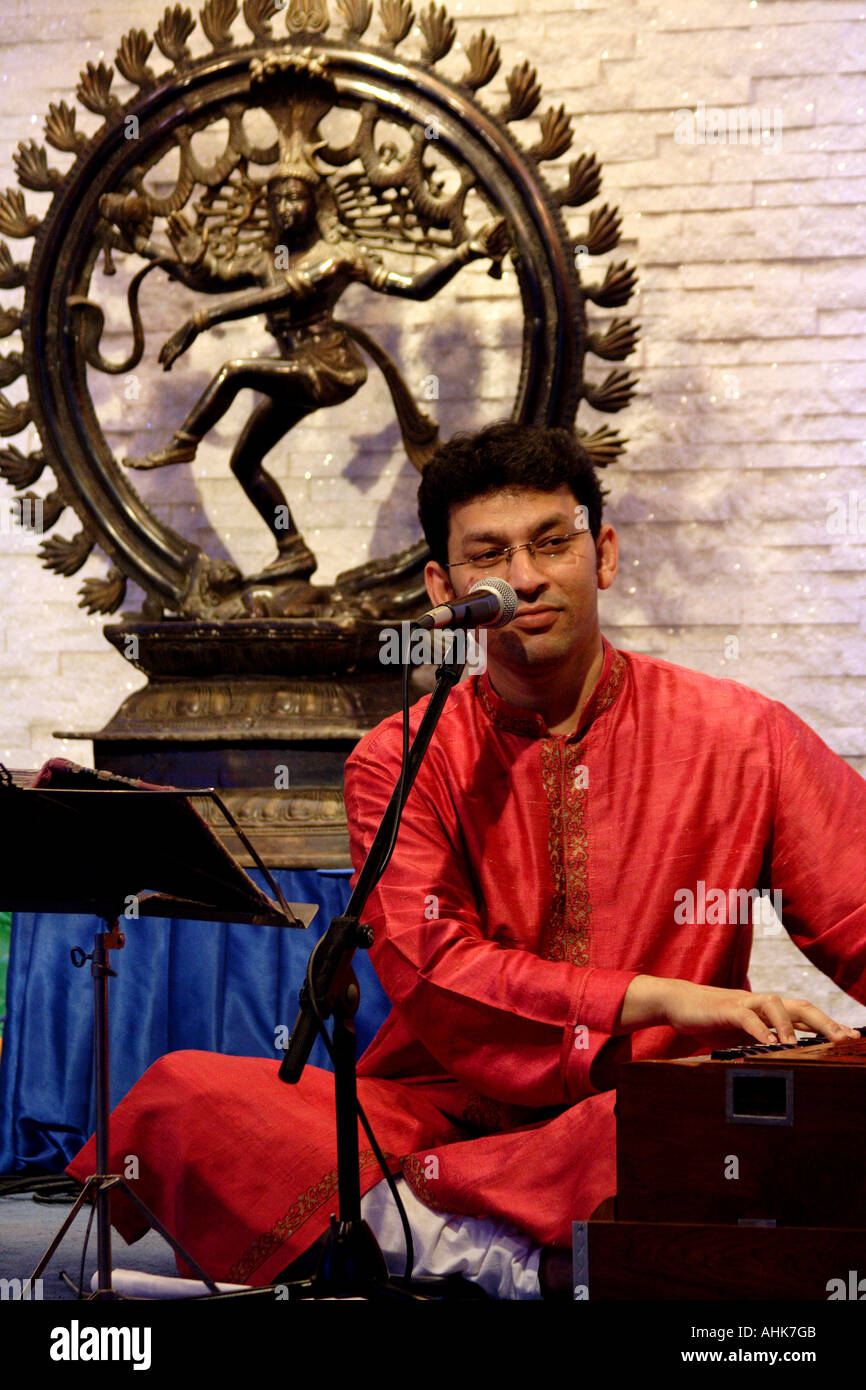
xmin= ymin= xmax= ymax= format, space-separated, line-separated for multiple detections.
xmin=417 ymin=420 xmax=606 ymax=567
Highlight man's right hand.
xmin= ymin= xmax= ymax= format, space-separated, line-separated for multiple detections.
xmin=617 ymin=974 xmax=860 ymax=1046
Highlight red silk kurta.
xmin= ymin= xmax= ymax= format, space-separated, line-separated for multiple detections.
xmin=68 ymin=639 xmax=866 ymax=1284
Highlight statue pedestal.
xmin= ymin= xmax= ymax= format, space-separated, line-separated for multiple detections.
xmin=58 ymin=617 xmax=417 ymax=868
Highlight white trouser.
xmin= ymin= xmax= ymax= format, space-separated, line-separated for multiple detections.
xmin=360 ymin=1175 xmax=543 ymax=1300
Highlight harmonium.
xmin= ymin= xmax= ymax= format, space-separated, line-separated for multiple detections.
xmin=616 ymin=1027 xmax=866 ymax=1226
xmin=572 ymin=1028 xmax=866 ymax=1299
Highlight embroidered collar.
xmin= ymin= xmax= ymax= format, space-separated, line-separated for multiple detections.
xmin=477 ymin=636 xmax=627 ymax=740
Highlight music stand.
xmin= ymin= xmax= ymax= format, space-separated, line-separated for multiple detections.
xmin=0 ymin=765 xmax=316 ymax=1300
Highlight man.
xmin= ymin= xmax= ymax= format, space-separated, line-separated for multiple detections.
xmin=69 ymin=421 xmax=866 ymax=1298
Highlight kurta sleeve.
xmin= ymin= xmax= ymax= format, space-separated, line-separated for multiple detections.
xmin=344 ymin=737 xmax=637 ymax=1109
xmin=768 ymin=701 xmax=866 ymax=1002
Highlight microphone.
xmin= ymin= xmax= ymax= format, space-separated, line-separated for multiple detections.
xmin=412 ymin=577 xmax=519 ymax=632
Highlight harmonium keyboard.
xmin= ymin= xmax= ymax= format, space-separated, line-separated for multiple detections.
xmin=615 ymin=1027 xmax=866 ymax=1227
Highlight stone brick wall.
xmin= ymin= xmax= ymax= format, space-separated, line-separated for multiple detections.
xmin=0 ymin=0 xmax=864 ymax=1016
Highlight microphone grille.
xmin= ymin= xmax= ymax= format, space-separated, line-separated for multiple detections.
xmin=468 ymin=577 xmax=519 ymax=627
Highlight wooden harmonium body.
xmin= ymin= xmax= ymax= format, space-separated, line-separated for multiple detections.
xmin=616 ymin=1028 xmax=866 ymax=1227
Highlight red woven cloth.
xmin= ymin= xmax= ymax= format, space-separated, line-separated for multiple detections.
xmin=69 ymin=640 xmax=866 ymax=1283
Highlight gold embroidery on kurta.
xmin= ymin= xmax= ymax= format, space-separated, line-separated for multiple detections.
xmin=538 ymin=646 xmax=626 ymax=966
xmin=402 ymin=1153 xmax=456 ymax=1213
xmin=230 ymin=1148 xmax=390 ymax=1283
xmin=540 ymin=740 xmax=590 ymax=965
xmin=540 ymin=738 xmax=569 ymax=960
xmin=477 ymin=676 xmax=544 ymax=735
xmin=589 ymin=646 xmax=626 ymax=721
xmin=560 ymin=743 xmax=591 ymax=966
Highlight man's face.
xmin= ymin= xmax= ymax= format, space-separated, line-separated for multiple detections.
xmin=424 ymin=485 xmax=618 ymax=675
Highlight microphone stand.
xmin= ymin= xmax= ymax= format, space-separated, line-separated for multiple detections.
xmin=277 ymin=640 xmax=467 ymax=1300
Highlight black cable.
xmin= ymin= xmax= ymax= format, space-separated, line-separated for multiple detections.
xmin=380 ymin=633 xmax=463 ymax=882
xmin=0 ymin=1173 xmax=80 ymax=1198
xmin=76 ymin=1197 xmax=96 ymax=1299
xmin=354 ymin=1091 xmax=415 ymax=1284
xmin=294 ymin=638 xmax=465 ymax=1291
xmin=375 ymin=650 xmax=413 ymax=880
xmin=32 ymin=1177 xmax=82 ymax=1204
xmin=341 ymin=650 xmax=415 ymax=1279
xmin=304 ymin=945 xmax=416 ymax=1285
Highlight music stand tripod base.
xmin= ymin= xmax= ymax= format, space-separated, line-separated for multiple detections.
xmin=26 ymin=918 xmax=221 ymax=1299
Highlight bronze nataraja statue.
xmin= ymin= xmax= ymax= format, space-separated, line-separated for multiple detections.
xmin=6 ymin=9 xmax=638 ymax=623
xmin=100 ymin=53 xmax=508 ymax=584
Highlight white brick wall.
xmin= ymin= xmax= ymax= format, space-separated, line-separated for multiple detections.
xmin=0 ymin=0 xmax=864 ymax=1015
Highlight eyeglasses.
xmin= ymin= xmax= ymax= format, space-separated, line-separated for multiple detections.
xmin=447 ymin=529 xmax=588 ymax=571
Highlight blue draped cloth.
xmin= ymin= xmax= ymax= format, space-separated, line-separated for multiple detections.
xmin=0 ymin=869 xmax=390 ymax=1174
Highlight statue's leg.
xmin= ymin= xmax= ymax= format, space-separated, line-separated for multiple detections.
xmin=229 ymin=395 xmax=318 ymax=579
xmin=124 ymin=361 xmax=265 ymax=470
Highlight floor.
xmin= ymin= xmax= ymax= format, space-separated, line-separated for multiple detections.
xmin=0 ymin=1188 xmax=181 ymax=1300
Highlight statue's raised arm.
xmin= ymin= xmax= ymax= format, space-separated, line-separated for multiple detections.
xmin=99 ymin=197 xmax=260 ymax=293
xmin=359 ymin=218 xmax=510 ymax=301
